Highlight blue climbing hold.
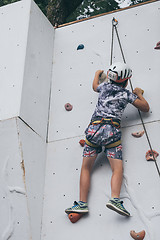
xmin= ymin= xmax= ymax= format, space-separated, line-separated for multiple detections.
xmin=77 ymin=44 xmax=84 ymax=50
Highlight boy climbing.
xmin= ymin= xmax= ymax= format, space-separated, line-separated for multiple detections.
xmin=65 ymin=62 xmax=149 ymax=217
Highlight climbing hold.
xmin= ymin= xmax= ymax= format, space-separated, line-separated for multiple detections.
xmin=65 ymin=103 xmax=73 ymax=111
xmin=145 ymin=150 xmax=159 ymax=161
xmin=68 ymin=212 xmax=83 ymax=223
xmin=154 ymin=41 xmax=160 ymax=50
xmin=130 ymin=230 xmax=145 ymax=240
xmin=79 ymin=139 xmax=85 ymax=147
xmin=132 ymin=130 xmax=144 ymax=138
xmin=77 ymin=44 xmax=84 ymax=50
xmin=99 ymin=72 xmax=108 ymax=84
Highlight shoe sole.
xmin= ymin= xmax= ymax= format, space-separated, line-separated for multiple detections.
xmin=65 ymin=209 xmax=89 ymax=214
xmin=106 ymin=203 xmax=130 ymax=217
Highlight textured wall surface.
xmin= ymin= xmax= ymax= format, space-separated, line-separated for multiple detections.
xmin=0 ymin=1 xmax=54 ymax=240
xmin=0 ymin=1 xmax=160 ymax=240
xmin=42 ymin=1 xmax=160 ymax=240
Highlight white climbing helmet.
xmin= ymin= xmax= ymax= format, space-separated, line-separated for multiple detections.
xmin=107 ymin=62 xmax=132 ymax=83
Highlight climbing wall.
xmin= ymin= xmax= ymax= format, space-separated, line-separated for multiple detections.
xmin=0 ymin=1 xmax=160 ymax=240
xmin=42 ymin=1 xmax=160 ymax=240
xmin=0 ymin=1 xmax=54 ymax=240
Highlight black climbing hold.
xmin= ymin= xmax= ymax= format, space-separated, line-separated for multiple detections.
xmin=77 ymin=44 xmax=84 ymax=50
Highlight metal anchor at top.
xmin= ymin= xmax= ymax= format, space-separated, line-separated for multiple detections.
xmin=112 ymin=17 xmax=118 ymax=26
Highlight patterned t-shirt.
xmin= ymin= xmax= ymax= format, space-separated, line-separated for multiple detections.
xmin=91 ymin=82 xmax=137 ymax=121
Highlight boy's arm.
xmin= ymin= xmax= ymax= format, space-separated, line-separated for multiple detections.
xmin=92 ymin=70 xmax=104 ymax=92
xmin=132 ymin=88 xmax=150 ymax=112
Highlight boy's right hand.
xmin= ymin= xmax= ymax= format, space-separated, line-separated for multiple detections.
xmin=133 ymin=88 xmax=144 ymax=96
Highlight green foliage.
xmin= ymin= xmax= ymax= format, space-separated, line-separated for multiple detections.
xmin=34 ymin=0 xmax=49 ymax=15
xmin=66 ymin=0 xmax=120 ymax=23
xmin=0 ymin=0 xmax=19 ymax=7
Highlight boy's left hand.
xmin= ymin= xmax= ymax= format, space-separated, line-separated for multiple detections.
xmin=95 ymin=70 xmax=104 ymax=77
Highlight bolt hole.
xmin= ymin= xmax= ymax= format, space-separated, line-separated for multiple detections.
xmin=138 ymin=183 xmax=140 ymax=185
xmin=152 ymin=206 xmax=154 ymax=209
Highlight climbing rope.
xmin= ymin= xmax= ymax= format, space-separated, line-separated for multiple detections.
xmin=111 ymin=17 xmax=160 ymax=177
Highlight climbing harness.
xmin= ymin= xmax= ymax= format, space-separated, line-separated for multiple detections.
xmin=111 ymin=17 xmax=160 ymax=177
xmin=85 ymin=138 xmax=121 ymax=149
xmin=85 ymin=118 xmax=121 ymax=149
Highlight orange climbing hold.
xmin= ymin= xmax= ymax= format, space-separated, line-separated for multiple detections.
xmin=132 ymin=130 xmax=144 ymax=138
xmin=79 ymin=139 xmax=85 ymax=147
xmin=145 ymin=150 xmax=159 ymax=161
xmin=130 ymin=230 xmax=145 ymax=240
xmin=68 ymin=213 xmax=83 ymax=223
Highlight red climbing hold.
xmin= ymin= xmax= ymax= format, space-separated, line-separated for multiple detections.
xmin=130 ymin=230 xmax=145 ymax=240
xmin=68 ymin=212 xmax=83 ymax=223
xmin=65 ymin=103 xmax=73 ymax=111
xmin=145 ymin=150 xmax=159 ymax=161
xmin=132 ymin=130 xmax=144 ymax=138
xmin=154 ymin=41 xmax=160 ymax=50
xmin=79 ymin=139 xmax=85 ymax=147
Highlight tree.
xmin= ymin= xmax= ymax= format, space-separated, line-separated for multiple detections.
xmin=46 ymin=0 xmax=84 ymax=26
xmin=66 ymin=0 xmax=120 ymax=23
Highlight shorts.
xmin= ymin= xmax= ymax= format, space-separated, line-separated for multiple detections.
xmin=83 ymin=123 xmax=122 ymax=160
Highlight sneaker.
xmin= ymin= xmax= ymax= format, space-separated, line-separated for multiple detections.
xmin=65 ymin=201 xmax=89 ymax=214
xmin=106 ymin=198 xmax=130 ymax=217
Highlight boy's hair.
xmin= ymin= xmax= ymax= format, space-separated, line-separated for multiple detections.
xmin=110 ymin=79 xmax=128 ymax=88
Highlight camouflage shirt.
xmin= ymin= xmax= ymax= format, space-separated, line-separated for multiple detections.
xmin=91 ymin=82 xmax=137 ymax=121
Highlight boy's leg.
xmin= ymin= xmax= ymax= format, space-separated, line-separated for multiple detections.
xmin=107 ymin=157 xmax=123 ymax=198
xmin=65 ymin=148 xmax=98 ymax=214
xmin=80 ymin=155 xmax=97 ymax=202
xmin=106 ymin=156 xmax=130 ymax=217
